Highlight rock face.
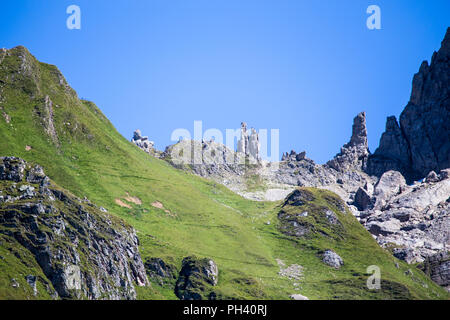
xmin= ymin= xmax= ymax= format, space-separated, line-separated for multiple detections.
xmin=418 ymin=251 xmax=450 ymax=291
xmin=174 ymin=257 xmax=218 ymax=300
xmin=367 ymin=28 xmax=450 ymax=181
xmin=326 ymin=112 xmax=370 ymax=173
xmin=144 ymin=257 xmax=177 ymax=285
xmin=0 ymin=157 xmax=148 ymax=299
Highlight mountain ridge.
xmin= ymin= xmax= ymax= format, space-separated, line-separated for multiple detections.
xmin=0 ymin=41 xmax=448 ymax=299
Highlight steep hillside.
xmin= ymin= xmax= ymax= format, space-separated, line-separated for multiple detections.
xmin=0 ymin=157 xmax=147 ymax=300
xmin=0 ymin=46 xmax=448 ymax=299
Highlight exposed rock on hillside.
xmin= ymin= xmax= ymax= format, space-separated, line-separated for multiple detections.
xmin=418 ymin=251 xmax=450 ymax=291
xmin=0 ymin=157 xmax=148 ymax=299
xmin=322 ymin=250 xmax=344 ymax=269
xmin=278 ymin=188 xmax=347 ymax=239
xmin=367 ymin=27 xmax=450 ymax=181
xmin=131 ymin=129 xmax=163 ymax=158
xmin=144 ymin=257 xmax=177 ymax=285
xmin=164 ymin=138 xmax=247 ymax=176
xmin=174 ymin=256 xmax=218 ymax=300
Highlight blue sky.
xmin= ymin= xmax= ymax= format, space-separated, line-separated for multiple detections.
xmin=1 ymin=0 xmax=449 ymax=163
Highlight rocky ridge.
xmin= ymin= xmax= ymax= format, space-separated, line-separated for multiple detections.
xmin=130 ymin=29 xmax=449 ymax=291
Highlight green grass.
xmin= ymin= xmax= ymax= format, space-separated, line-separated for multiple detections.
xmin=0 ymin=46 xmax=448 ymax=300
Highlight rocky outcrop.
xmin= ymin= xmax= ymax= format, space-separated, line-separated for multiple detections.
xmin=164 ymin=138 xmax=247 ymax=177
xmin=326 ymin=112 xmax=370 ymax=173
xmin=174 ymin=256 xmax=219 ymax=300
xmin=144 ymin=257 xmax=177 ymax=285
xmin=237 ymin=122 xmax=260 ymax=160
xmin=278 ymin=188 xmax=347 ymax=240
xmin=418 ymin=251 xmax=450 ymax=291
xmin=281 ymin=150 xmax=307 ymax=162
xmin=322 ymin=250 xmax=344 ymax=269
xmin=131 ymin=129 xmax=164 ymax=158
xmin=367 ymin=28 xmax=450 ymax=181
xmin=0 ymin=157 xmax=148 ymax=299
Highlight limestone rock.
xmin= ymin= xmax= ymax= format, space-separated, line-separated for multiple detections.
xmin=131 ymin=129 xmax=158 ymax=156
xmin=326 ymin=112 xmax=370 ymax=172
xmin=322 ymin=250 xmax=344 ymax=269
xmin=237 ymin=122 xmax=260 ymax=160
xmin=354 ymin=187 xmax=372 ymax=211
xmin=372 ymin=171 xmax=406 ymax=209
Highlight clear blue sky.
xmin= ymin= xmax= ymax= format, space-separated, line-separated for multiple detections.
xmin=1 ymin=0 xmax=449 ymax=163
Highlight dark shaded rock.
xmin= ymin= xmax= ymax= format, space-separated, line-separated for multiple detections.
xmin=26 ymin=165 xmax=47 ymax=185
xmin=393 ymin=211 xmax=411 ymax=223
xmin=283 ymin=189 xmax=315 ymax=207
xmin=418 ymin=251 xmax=450 ymax=290
xmin=367 ymin=220 xmax=401 ymax=236
xmin=439 ymin=168 xmax=450 ymax=180
xmin=296 ymin=151 xmax=306 ymax=161
xmin=354 ymin=187 xmax=372 ymax=211
xmin=425 ymin=171 xmax=439 ymax=183
xmin=145 ymin=258 xmax=177 ymax=284
xmin=0 ymin=157 xmax=26 ymax=182
xmin=175 ymin=256 xmax=218 ymax=300
xmin=392 ymin=248 xmax=419 ymax=264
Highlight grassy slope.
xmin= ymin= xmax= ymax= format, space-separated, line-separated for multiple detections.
xmin=0 ymin=47 xmax=447 ymax=300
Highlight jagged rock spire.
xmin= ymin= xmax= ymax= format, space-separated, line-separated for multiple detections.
xmin=237 ymin=122 xmax=260 ymax=161
xmin=326 ymin=112 xmax=370 ymax=172
xmin=348 ymin=112 xmax=368 ymax=149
